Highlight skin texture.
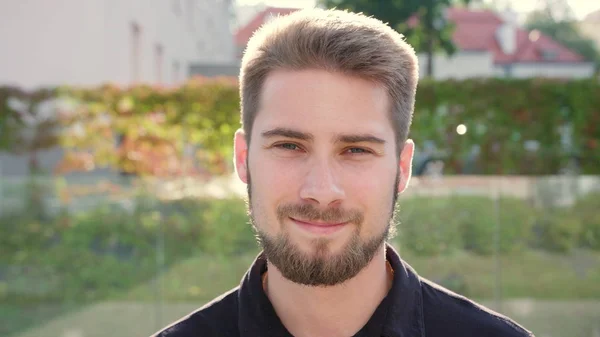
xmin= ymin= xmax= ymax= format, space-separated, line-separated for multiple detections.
xmin=234 ymin=69 xmax=414 ymax=337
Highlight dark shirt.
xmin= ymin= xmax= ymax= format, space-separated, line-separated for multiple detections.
xmin=151 ymin=244 xmax=535 ymax=337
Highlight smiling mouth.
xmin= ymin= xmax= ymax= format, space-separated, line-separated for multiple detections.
xmin=289 ymin=217 xmax=348 ymax=235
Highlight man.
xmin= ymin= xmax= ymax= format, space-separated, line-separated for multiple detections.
xmin=152 ymin=8 xmax=534 ymax=337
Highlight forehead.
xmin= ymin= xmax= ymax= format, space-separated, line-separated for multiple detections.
xmin=253 ymin=69 xmax=393 ymax=139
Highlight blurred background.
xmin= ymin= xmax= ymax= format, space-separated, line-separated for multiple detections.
xmin=1 ymin=0 xmax=599 ymax=336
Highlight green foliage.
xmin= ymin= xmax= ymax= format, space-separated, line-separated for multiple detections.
xmin=527 ymin=191 xmax=600 ymax=253
xmin=580 ymin=213 xmax=600 ymax=251
xmin=2 ymin=192 xmax=600 ymax=305
xmin=398 ymin=196 xmax=536 ymax=256
xmin=525 ymin=10 xmax=600 ymax=69
xmin=199 ymin=198 xmax=256 ymax=255
xmin=533 ymin=210 xmax=582 ymax=253
xmin=320 ymin=0 xmax=420 ymax=32
xmin=397 ymin=197 xmax=464 ymax=256
xmin=413 ymin=78 xmax=600 ymax=175
xmin=457 ymin=197 xmax=535 ymax=255
xmin=0 ymin=87 xmax=60 ymax=172
xmin=1 ymin=78 xmax=599 ymax=176
xmin=573 ymin=192 xmax=600 ymax=250
xmin=55 ymin=77 xmax=238 ymax=177
xmin=0 ymin=87 xmax=23 ymax=150
xmin=0 ymin=195 xmax=254 ymax=303
xmin=319 ymin=0 xmax=469 ymax=76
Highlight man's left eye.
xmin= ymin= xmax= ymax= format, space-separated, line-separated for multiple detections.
xmin=346 ymin=148 xmax=369 ymax=154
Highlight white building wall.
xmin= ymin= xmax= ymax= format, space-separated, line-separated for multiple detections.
xmin=579 ymin=20 xmax=600 ymax=51
xmin=0 ymin=0 xmax=235 ymax=89
xmin=494 ymin=66 xmax=507 ymax=77
xmin=418 ymin=51 xmax=494 ymax=80
xmin=495 ymin=63 xmax=596 ymax=79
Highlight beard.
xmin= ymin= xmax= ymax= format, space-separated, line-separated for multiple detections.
xmin=246 ymin=167 xmax=400 ymax=287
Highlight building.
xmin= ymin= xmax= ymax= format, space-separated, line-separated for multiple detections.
xmin=0 ymin=0 xmax=237 ymax=177
xmin=0 ymin=0 xmax=236 ymax=90
xmin=190 ymin=5 xmax=298 ymax=78
xmin=233 ymin=6 xmax=595 ymax=80
xmin=431 ymin=7 xmax=596 ymax=79
xmin=234 ymin=6 xmax=298 ymax=59
xmin=579 ymin=9 xmax=600 ymax=53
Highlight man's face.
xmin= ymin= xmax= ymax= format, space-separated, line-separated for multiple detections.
xmin=234 ymin=69 xmax=414 ymax=286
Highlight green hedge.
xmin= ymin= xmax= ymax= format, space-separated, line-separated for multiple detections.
xmin=573 ymin=192 xmax=600 ymax=250
xmin=1 ymin=192 xmax=599 ymax=303
xmin=2 ymin=193 xmax=598 ymax=267
xmin=397 ymin=192 xmax=600 ymax=255
xmin=1 ymin=78 xmax=599 ymax=175
xmin=397 ymin=196 xmax=536 ymax=256
xmin=413 ymin=78 xmax=600 ymax=175
xmin=0 ymin=196 xmax=253 ymax=303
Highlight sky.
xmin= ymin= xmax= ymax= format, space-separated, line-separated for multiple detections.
xmin=235 ymin=0 xmax=599 ymax=20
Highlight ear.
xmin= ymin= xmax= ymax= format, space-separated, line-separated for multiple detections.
xmin=233 ymin=129 xmax=249 ymax=184
xmin=397 ymin=139 xmax=414 ymax=194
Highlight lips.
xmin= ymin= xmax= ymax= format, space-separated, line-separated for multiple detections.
xmin=290 ymin=217 xmax=348 ymax=235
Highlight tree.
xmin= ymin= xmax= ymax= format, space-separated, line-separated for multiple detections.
xmin=528 ymin=0 xmax=576 ymax=22
xmin=0 ymin=87 xmax=24 ymax=152
xmin=0 ymin=87 xmax=60 ymax=173
xmin=318 ymin=0 xmax=473 ymax=77
xmin=0 ymin=87 xmax=61 ymax=219
xmin=525 ymin=7 xmax=600 ymax=72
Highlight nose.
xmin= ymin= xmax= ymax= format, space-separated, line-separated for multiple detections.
xmin=299 ymin=158 xmax=345 ymax=207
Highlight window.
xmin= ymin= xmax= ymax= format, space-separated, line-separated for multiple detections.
xmin=541 ymin=49 xmax=558 ymax=61
xmin=197 ymin=40 xmax=204 ymax=55
xmin=172 ymin=0 xmax=181 ymax=16
xmin=131 ymin=22 xmax=141 ymax=84
xmin=155 ymin=44 xmax=164 ymax=85
xmin=186 ymin=0 xmax=195 ymax=31
xmin=172 ymin=61 xmax=180 ymax=84
xmin=503 ymin=64 xmax=513 ymax=78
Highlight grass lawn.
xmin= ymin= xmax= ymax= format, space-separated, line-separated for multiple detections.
xmin=3 ymin=244 xmax=600 ymax=337
xmin=399 ymin=246 xmax=600 ymax=299
xmin=120 ymin=243 xmax=600 ymax=302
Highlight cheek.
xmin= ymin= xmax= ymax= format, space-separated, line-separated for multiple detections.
xmin=249 ymin=155 xmax=300 ymax=204
xmin=349 ymin=176 xmax=394 ymax=216
xmin=344 ymin=161 xmax=396 ymax=196
xmin=343 ymin=164 xmax=397 ymax=226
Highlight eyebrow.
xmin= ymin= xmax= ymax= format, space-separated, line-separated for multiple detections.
xmin=261 ymin=128 xmax=314 ymax=141
xmin=261 ymin=127 xmax=386 ymax=145
xmin=334 ymin=134 xmax=386 ymax=145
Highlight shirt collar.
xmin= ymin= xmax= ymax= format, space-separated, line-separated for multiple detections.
xmin=237 ymin=243 xmax=426 ymax=337
xmin=380 ymin=244 xmax=426 ymax=337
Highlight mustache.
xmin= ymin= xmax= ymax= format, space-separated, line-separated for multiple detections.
xmin=276 ymin=203 xmax=364 ymax=225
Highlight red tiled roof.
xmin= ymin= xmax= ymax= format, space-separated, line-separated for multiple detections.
xmin=446 ymin=8 xmax=503 ymax=51
xmin=235 ymin=7 xmax=299 ymax=46
xmin=446 ymin=7 xmax=585 ymax=63
xmin=235 ymin=6 xmax=586 ymax=64
xmin=583 ymin=9 xmax=600 ymax=22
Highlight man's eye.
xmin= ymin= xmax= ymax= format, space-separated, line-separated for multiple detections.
xmin=346 ymin=147 xmax=370 ymax=154
xmin=276 ymin=143 xmax=300 ymax=151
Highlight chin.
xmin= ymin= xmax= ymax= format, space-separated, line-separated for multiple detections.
xmin=304 ymin=237 xmax=351 ymax=257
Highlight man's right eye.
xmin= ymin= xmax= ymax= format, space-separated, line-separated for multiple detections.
xmin=276 ymin=143 xmax=300 ymax=151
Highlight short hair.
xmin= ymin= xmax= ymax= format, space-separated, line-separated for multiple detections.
xmin=239 ymin=8 xmax=419 ymax=153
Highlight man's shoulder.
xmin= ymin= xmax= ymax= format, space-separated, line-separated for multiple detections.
xmin=420 ymin=278 xmax=535 ymax=337
xmin=150 ymin=287 xmax=240 ymax=337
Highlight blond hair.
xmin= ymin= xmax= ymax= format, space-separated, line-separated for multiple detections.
xmin=239 ymin=8 xmax=419 ymax=152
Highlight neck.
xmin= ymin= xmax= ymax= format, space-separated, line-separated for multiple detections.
xmin=263 ymin=244 xmax=392 ymax=337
